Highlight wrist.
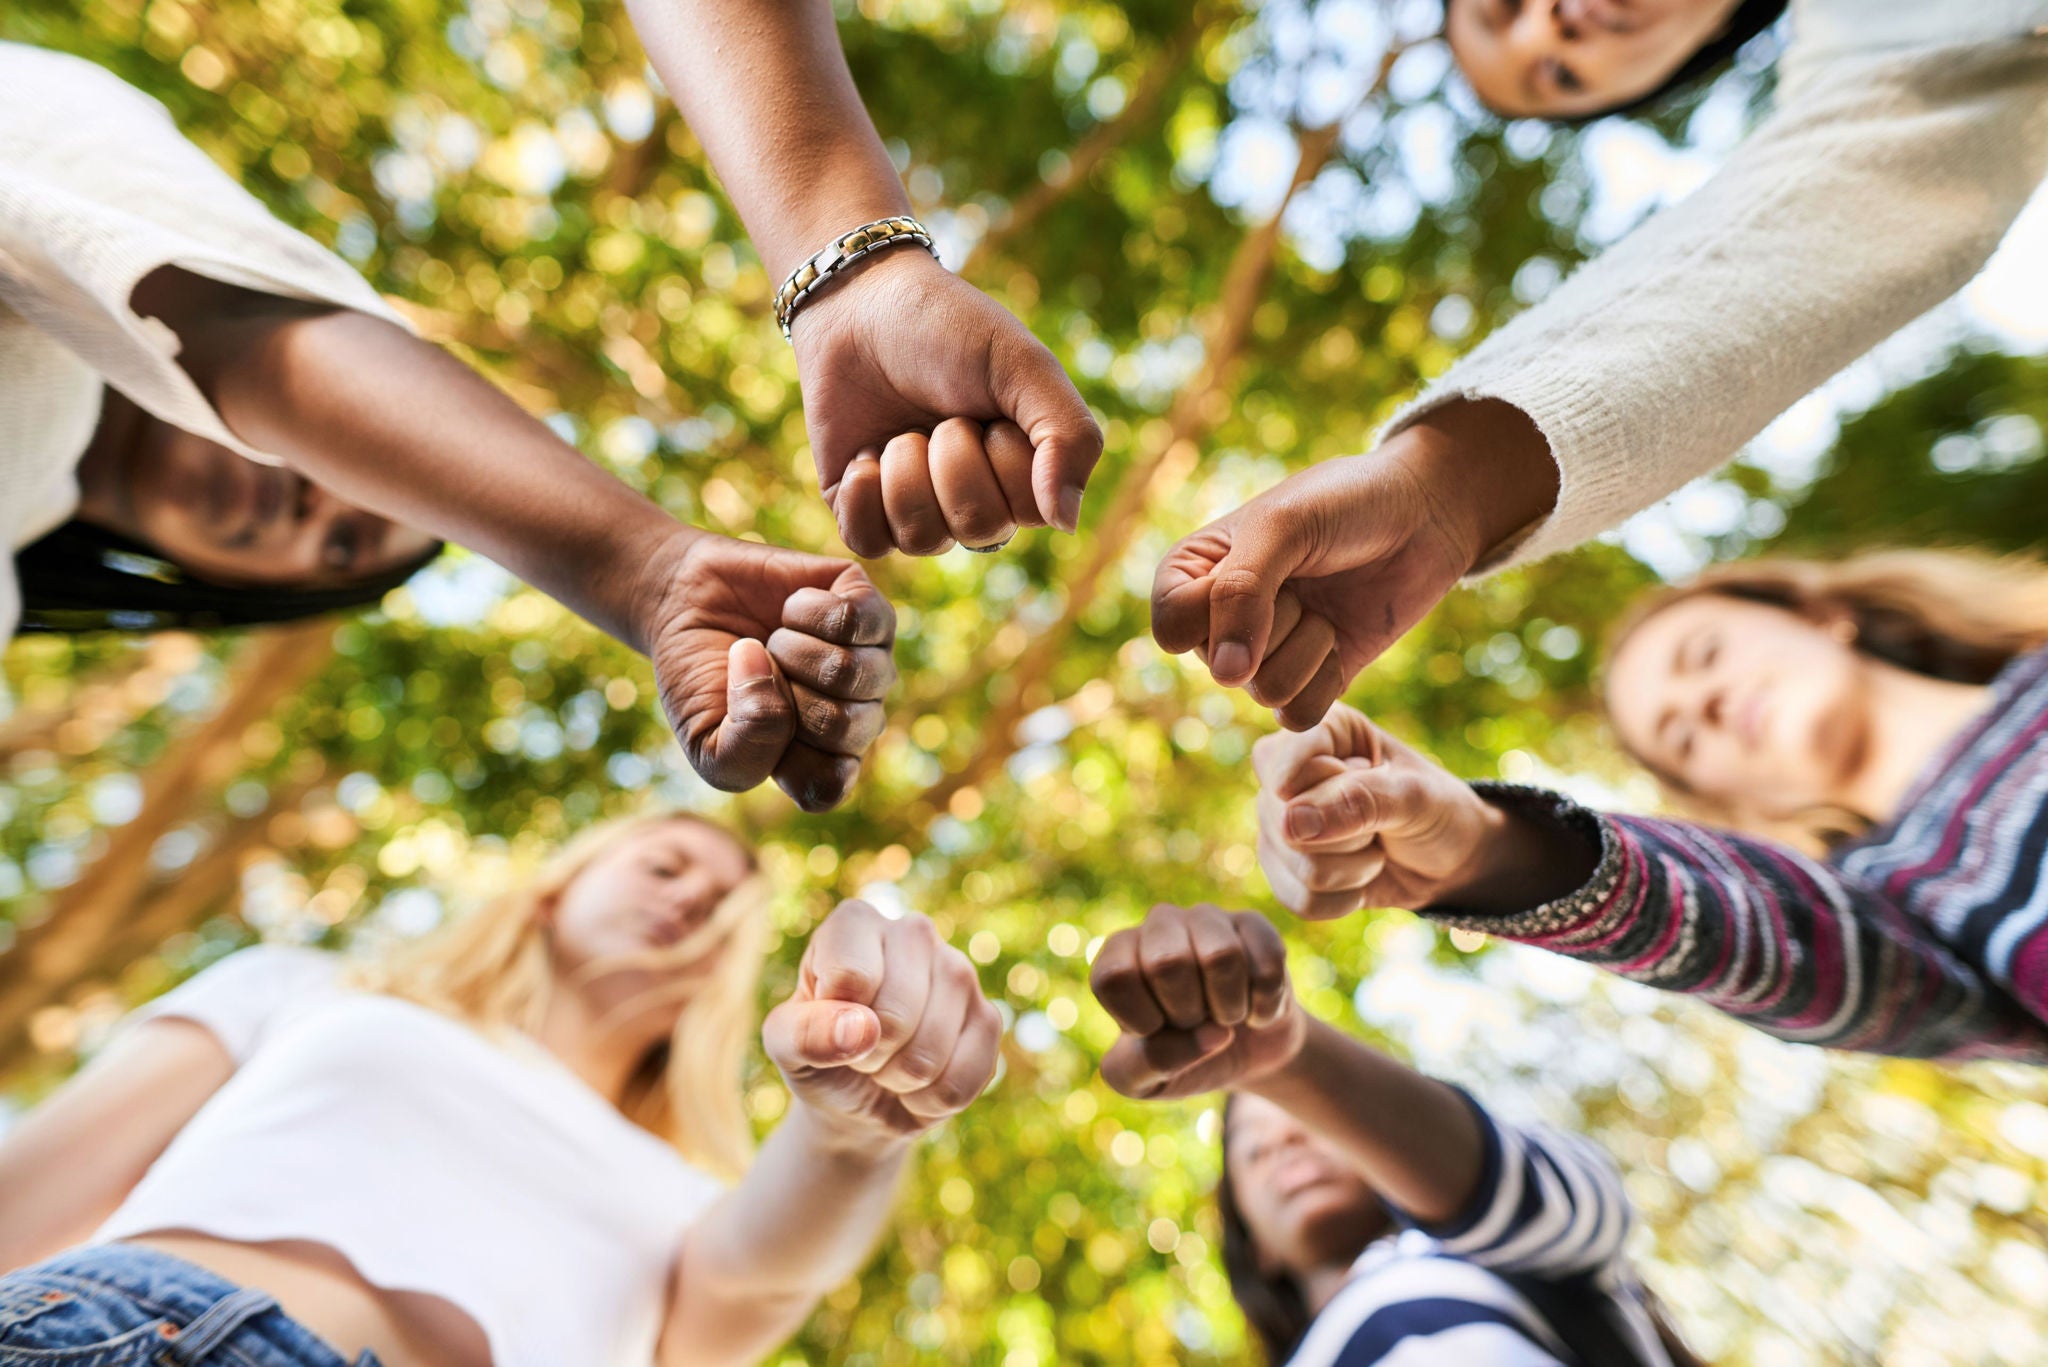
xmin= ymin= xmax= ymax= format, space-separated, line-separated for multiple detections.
xmin=1245 ymin=1014 xmax=1335 ymax=1105
xmin=784 ymin=239 xmax=945 ymax=349
xmin=785 ymin=1097 xmax=917 ymax=1168
xmin=1388 ymin=399 xmax=1558 ymax=574
xmin=621 ymin=522 xmax=711 ymax=657
xmin=756 ymin=181 xmax=917 ymax=284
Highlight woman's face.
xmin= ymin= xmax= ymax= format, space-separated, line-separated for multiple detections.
xmin=547 ymin=820 xmax=756 ymax=987
xmin=1226 ymin=1094 xmax=1388 ymax=1278
xmin=1446 ymin=0 xmax=1744 ymax=118
xmin=126 ymin=422 xmax=437 ymax=589
xmin=1606 ymin=592 xmax=1873 ymax=816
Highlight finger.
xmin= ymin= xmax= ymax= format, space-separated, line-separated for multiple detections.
xmin=784 ymin=685 xmax=886 ymax=757
xmin=763 ymin=999 xmax=882 ymax=1071
xmin=1089 ymin=929 xmax=1166 ymax=1036
xmin=849 ymin=914 xmax=939 ymax=1076
xmin=1185 ymin=903 xmax=1251 ymax=1028
xmin=1213 ymin=591 xmax=1300 ymax=671
xmin=1283 ymin=765 xmax=1420 ymax=848
xmin=834 ymin=450 xmax=890 ymax=559
xmin=880 ymin=432 xmax=955 ymax=556
xmin=804 ymin=900 xmax=888 ymax=1006
xmin=874 ymin=944 xmax=977 ymax=1095
xmin=984 ymin=420 xmax=1046 ymax=529
xmin=782 ymin=565 xmax=896 ymax=648
xmin=767 ymin=630 xmax=896 ymax=702
xmin=927 ymin=418 xmax=1017 ymax=550
xmin=990 ymin=331 xmax=1103 ymax=533
xmin=1247 ymin=609 xmax=1336 ymax=711
xmin=1099 ymin=1024 xmax=1234 ymax=1100
xmin=1204 ymin=524 xmax=1301 ymax=689
xmin=1236 ymin=912 xmax=1293 ymax=1028
xmin=902 ymin=998 xmax=1001 ymax=1121
xmin=1150 ymin=529 xmax=1230 ymax=657
xmin=1256 ymin=829 xmax=1386 ymax=896
xmin=691 ymin=639 xmax=796 ymax=793
xmin=1138 ymin=906 xmax=1209 ymax=1031
xmin=1275 ymin=651 xmax=1349 ymax=733
xmin=771 ymin=741 xmax=861 ymax=813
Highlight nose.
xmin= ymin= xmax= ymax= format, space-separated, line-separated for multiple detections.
xmin=1505 ymin=0 xmax=1572 ymax=59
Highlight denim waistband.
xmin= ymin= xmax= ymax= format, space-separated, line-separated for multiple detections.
xmin=26 ymin=1245 xmax=372 ymax=1367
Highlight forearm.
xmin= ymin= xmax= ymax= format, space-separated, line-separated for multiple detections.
xmin=146 ymin=274 xmax=698 ymax=653
xmin=1245 ymin=1017 xmax=1484 ymax=1226
xmin=625 ymin=0 xmax=909 ymax=279
xmin=1431 ymin=787 xmax=2048 ymax=1062
xmin=661 ymin=1104 xmax=911 ymax=1366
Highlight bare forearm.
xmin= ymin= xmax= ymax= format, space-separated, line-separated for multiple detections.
xmin=148 ymin=276 xmax=697 ymax=653
xmin=624 ymin=0 xmax=909 ymax=278
xmin=662 ymin=1104 xmax=910 ymax=1365
xmin=1245 ymin=1017 xmax=1484 ymax=1226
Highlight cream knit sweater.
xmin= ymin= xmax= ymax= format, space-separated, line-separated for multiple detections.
xmin=0 ymin=42 xmax=405 ymax=643
xmin=1392 ymin=0 xmax=2048 ymax=571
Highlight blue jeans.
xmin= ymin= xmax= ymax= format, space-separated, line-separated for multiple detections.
xmin=0 ymin=1245 xmax=381 ymax=1367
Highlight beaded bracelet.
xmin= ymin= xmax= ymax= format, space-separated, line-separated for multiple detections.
xmin=772 ymin=215 xmax=938 ymax=341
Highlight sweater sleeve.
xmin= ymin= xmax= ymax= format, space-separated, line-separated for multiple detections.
xmin=1384 ymin=36 xmax=2048 ymax=572
xmin=1425 ymin=785 xmax=2048 ymax=1062
xmin=1388 ymin=1090 xmax=1632 ymax=1282
xmin=0 ymin=43 xmax=410 ymax=468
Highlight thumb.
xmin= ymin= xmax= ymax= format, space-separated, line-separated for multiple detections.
xmin=764 ymin=999 xmax=882 ymax=1071
xmin=1100 ymin=1023 xmax=1235 ymax=1099
xmin=1283 ymin=765 xmax=1401 ymax=846
xmin=1205 ymin=524 xmax=1303 ymax=689
xmin=994 ymin=333 xmax=1103 ymax=534
xmin=694 ymin=639 xmax=796 ymax=794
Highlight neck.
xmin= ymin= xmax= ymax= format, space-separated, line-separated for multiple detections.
xmin=530 ymin=975 xmax=675 ymax=1106
xmin=73 ymin=388 xmax=150 ymax=535
xmin=1301 ymin=1262 xmax=1358 ymax=1318
xmin=1836 ymin=662 xmax=1993 ymax=824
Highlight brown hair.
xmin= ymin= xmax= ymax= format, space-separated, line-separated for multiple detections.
xmin=1606 ymin=548 xmax=2048 ymax=848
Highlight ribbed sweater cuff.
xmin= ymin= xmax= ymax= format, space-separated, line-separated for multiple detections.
xmin=1380 ymin=361 xmax=1633 ymax=577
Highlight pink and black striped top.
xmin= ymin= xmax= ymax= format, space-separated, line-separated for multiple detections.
xmin=1431 ymin=646 xmax=2048 ymax=1062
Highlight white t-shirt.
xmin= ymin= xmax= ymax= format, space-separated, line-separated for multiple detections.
xmin=0 ymin=42 xmax=408 ymax=642
xmin=95 ymin=946 xmax=725 ymax=1367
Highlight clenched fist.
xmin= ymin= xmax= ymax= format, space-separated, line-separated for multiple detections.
xmin=1089 ymin=903 xmax=1306 ymax=1101
xmin=640 ymin=533 xmax=896 ymax=813
xmin=764 ymin=900 xmax=1002 ymax=1140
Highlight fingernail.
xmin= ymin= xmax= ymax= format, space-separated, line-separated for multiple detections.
xmin=1193 ymin=1023 xmax=1232 ymax=1052
xmin=1056 ymin=484 xmax=1084 ymax=534
xmin=834 ymin=1012 xmax=865 ymax=1055
xmin=1212 ymin=642 xmax=1251 ymax=683
xmin=1287 ymin=805 xmax=1325 ymax=840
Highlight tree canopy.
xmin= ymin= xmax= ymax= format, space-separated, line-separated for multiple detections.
xmin=5 ymin=1 xmax=2048 ymax=1363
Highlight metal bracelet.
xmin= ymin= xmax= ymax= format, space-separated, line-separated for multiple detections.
xmin=773 ymin=215 xmax=938 ymax=341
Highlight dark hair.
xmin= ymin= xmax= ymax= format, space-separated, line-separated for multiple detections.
xmin=13 ymin=519 xmax=442 ymax=635
xmin=1575 ymin=0 xmax=1789 ymax=121
xmin=1216 ymin=1096 xmax=1316 ymax=1365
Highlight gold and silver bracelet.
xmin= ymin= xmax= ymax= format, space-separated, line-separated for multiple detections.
xmin=772 ymin=215 xmax=938 ymax=341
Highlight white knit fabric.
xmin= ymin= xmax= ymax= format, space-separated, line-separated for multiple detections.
xmin=1388 ymin=1 xmax=2048 ymax=571
xmin=0 ymin=42 xmax=406 ymax=642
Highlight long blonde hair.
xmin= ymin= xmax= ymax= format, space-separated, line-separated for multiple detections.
xmin=354 ymin=811 xmax=771 ymax=1180
xmin=1606 ymin=547 xmax=2048 ymax=848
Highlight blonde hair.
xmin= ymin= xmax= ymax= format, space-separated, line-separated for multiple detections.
xmin=354 ymin=811 xmax=771 ymax=1180
xmin=1606 ymin=547 xmax=2048 ymax=849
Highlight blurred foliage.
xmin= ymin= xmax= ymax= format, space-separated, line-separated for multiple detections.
xmin=3 ymin=1 xmax=2048 ymax=1364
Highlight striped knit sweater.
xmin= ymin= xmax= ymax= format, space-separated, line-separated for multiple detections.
xmin=1287 ymin=1097 xmax=1668 ymax=1367
xmin=1427 ymin=646 xmax=2048 ymax=1062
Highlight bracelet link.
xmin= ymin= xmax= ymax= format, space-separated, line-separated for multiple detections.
xmin=773 ymin=215 xmax=938 ymax=341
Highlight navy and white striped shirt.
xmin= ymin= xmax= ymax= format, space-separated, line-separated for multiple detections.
xmin=1285 ymin=1099 xmax=1670 ymax=1367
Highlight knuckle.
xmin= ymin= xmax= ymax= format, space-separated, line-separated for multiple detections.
xmin=890 ymin=1046 xmax=946 ymax=1088
xmin=1208 ymin=568 xmax=1270 ymax=605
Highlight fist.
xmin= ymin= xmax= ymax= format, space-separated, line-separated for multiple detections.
xmin=764 ymin=900 xmax=1001 ymax=1138
xmin=1089 ymin=903 xmax=1304 ymax=1101
xmin=791 ymin=248 xmax=1103 ymax=557
xmin=643 ymin=533 xmax=897 ymax=812
xmin=1253 ymin=703 xmax=1498 ymax=919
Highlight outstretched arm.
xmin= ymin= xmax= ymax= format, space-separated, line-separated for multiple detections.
xmin=139 ymin=270 xmax=895 ymax=811
xmin=660 ymin=901 xmax=1001 ymax=1367
xmin=622 ymin=0 xmax=1102 ymax=557
xmin=1254 ymin=705 xmax=2048 ymax=1062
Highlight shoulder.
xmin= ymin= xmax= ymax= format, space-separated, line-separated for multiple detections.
xmin=126 ymin=944 xmax=347 ymax=1062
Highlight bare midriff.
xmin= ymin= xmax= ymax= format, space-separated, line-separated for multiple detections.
xmin=119 ymin=1232 xmax=490 ymax=1367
